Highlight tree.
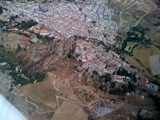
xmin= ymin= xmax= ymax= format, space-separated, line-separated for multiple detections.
xmin=131 ymin=72 xmax=137 ymax=82
xmin=128 ymin=81 xmax=135 ymax=92
xmin=116 ymin=36 xmax=122 ymax=42
xmin=88 ymin=116 xmax=95 ymax=120
xmin=33 ymin=72 xmax=46 ymax=82
xmin=109 ymin=88 xmax=123 ymax=95
xmin=16 ymin=20 xmax=38 ymax=30
xmin=92 ymin=70 xmax=99 ymax=75
xmin=10 ymin=15 xmax=18 ymax=21
xmin=9 ymin=72 xmax=29 ymax=85
xmin=117 ymin=68 xmax=130 ymax=77
xmin=102 ymin=73 xmax=112 ymax=82
xmin=122 ymin=84 xmax=129 ymax=93
xmin=91 ymin=21 xmax=96 ymax=26
xmin=0 ymin=7 xmax=3 ymax=14
xmin=16 ymin=44 xmax=22 ymax=53
xmin=110 ymin=82 xmax=115 ymax=88
xmin=0 ymin=19 xmax=6 ymax=28
xmin=122 ymin=40 xmax=127 ymax=50
xmin=67 ymin=53 xmax=75 ymax=59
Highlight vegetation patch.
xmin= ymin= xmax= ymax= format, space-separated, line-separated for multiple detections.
xmin=0 ymin=19 xmax=6 ymax=28
xmin=14 ymin=20 xmax=38 ymax=30
xmin=122 ymin=25 xmax=150 ymax=51
xmin=0 ymin=46 xmax=46 ymax=86
xmin=0 ymin=6 xmax=3 ymax=14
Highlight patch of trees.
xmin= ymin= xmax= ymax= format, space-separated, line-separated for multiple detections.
xmin=92 ymin=70 xmax=99 ymax=75
xmin=33 ymin=72 xmax=46 ymax=82
xmin=15 ymin=20 xmax=37 ymax=30
xmin=116 ymin=36 xmax=122 ymax=42
xmin=0 ymin=19 xmax=6 ymax=28
xmin=148 ymin=94 xmax=160 ymax=112
xmin=16 ymin=44 xmax=22 ymax=53
xmin=34 ymin=33 xmax=54 ymax=42
xmin=128 ymin=81 xmax=136 ymax=92
xmin=87 ymin=29 xmax=91 ymax=34
xmin=22 ymin=68 xmax=46 ymax=82
xmin=91 ymin=71 xmax=112 ymax=92
xmin=117 ymin=68 xmax=137 ymax=82
xmin=92 ymin=72 xmax=113 ymax=93
xmin=117 ymin=68 xmax=130 ymax=77
xmin=0 ymin=47 xmax=46 ymax=85
xmin=0 ymin=52 xmax=46 ymax=85
xmin=109 ymin=88 xmax=124 ymax=96
xmin=150 ymin=80 xmax=160 ymax=87
xmin=154 ymin=22 xmax=160 ymax=26
xmin=121 ymin=40 xmax=127 ymax=50
xmin=66 ymin=0 xmax=75 ymax=2
xmin=10 ymin=70 xmax=46 ymax=86
xmin=110 ymin=82 xmax=115 ymax=88
xmin=91 ymin=21 xmax=96 ymax=26
xmin=109 ymin=81 xmax=136 ymax=95
xmin=88 ymin=116 xmax=95 ymax=120
xmin=10 ymin=15 xmax=18 ymax=21
xmin=97 ymin=41 xmax=106 ymax=47
xmin=127 ymin=25 xmax=150 ymax=41
xmin=0 ymin=49 xmax=17 ymax=70
xmin=44 ymin=35 xmax=55 ymax=41
xmin=47 ymin=112 xmax=54 ymax=119
xmin=157 ymin=16 xmax=160 ymax=19
xmin=0 ymin=6 xmax=3 ymax=14
xmin=2 ymin=29 xmax=9 ymax=33
xmin=109 ymin=84 xmax=129 ymax=96
xmin=127 ymin=31 xmax=139 ymax=41
xmin=121 ymin=25 xmax=150 ymax=50
xmin=9 ymin=72 xmax=29 ymax=85
xmin=97 ymin=41 xmax=109 ymax=52
xmin=67 ymin=53 xmax=75 ymax=59
xmin=101 ymin=73 xmax=112 ymax=82
xmin=154 ymin=44 xmax=160 ymax=49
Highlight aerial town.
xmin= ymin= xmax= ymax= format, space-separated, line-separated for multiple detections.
xmin=0 ymin=0 xmax=160 ymax=120
xmin=3 ymin=0 xmax=117 ymax=44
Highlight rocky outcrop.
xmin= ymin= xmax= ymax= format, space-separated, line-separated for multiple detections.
xmin=20 ymin=37 xmax=77 ymax=73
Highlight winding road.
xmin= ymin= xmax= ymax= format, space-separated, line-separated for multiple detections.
xmin=119 ymin=0 xmax=137 ymax=27
xmin=134 ymin=6 xmax=157 ymax=26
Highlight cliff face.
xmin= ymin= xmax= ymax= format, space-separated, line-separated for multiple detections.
xmin=0 ymin=31 xmax=78 ymax=74
xmin=18 ymin=37 xmax=77 ymax=73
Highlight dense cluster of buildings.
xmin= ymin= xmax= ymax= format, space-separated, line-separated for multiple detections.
xmin=74 ymin=39 xmax=159 ymax=95
xmin=3 ymin=0 xmax=117 ymax=44
xmin=75 ymin=39 xmax=132 ymax=76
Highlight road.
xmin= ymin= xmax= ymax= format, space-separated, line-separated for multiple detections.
xmin=119 ymin=0 xmax=137 ymax=27
xmin=134 ymin=6 xmax=157 ymax=26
